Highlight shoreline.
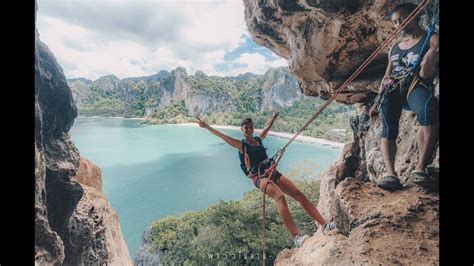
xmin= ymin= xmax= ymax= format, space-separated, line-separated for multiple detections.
xmin=178 ymin=123 xmax=345 ymax=149
xmin=77 ymin=116 xmax=146 ymax=120
xmin=76 ymin=117 xmax=345 ymax=148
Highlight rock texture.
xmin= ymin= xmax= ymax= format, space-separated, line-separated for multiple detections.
xmin=74 ymin=157 xmax=103 ymax=191
xmin=243 ymin=0 xmax=440 ymax=264
xmin=260 ymin=67 xmax=304 ymax=111
xmin=35 ymin=20 xmax=82 ymax=265
xmin=68 ymin=158 xmax=132 ymax=265
xmin=134 ymin=226 xmax=165 ymax=266
xmin=68 ymin=78 xmax=93 ymax=109
xmin=277 ymin=177 xmax=439 ymax=265
xmin=244 ymin=0 xmax=438 ymax=103
xmin=35 ymin=6 xmax=132 ymax=264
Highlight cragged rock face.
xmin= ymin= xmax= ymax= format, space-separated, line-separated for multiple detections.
xmin=35 ymin=26 xmax=82 ymax=265
xmin=244 ymin=0 xmax=439 ymax=103
xmin=35 ymin=4 xmax=132 ymax=264
xmin=68 ymin=158 xmax=132 ymax=265
xmin=278 ymin=177 xmax=438 ymax=265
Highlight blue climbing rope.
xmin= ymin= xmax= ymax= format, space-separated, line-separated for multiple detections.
xmin=411 ymin=8 xmax=439 ymax=71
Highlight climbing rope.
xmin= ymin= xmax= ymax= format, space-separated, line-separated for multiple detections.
xmin=259 ymin=1 xmax=433 ymax=264
xmin=411 ymin=9 xmax=439 ymax=71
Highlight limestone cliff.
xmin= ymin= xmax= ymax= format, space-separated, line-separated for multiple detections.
xmin=260 ymin=67 xmax=304 ymax=111
xmin=68 ymin=67 xmax=305 ymax=117
xmin=35 ymin=21 xmax=82 ymax=265
xmin=35 ymin=6 xmax=132 ymax=264
xmin=68 ymin=157 xmax=132 ymax=265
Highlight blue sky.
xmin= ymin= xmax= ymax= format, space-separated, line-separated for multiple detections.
xmin=215 ymin=36 xmax=283 ymax=73
xmin=36 ymin=0 xmax=287 ymax=80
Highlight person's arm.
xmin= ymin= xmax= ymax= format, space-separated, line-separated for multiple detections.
xmin=259 ymin=110 xmax=279 ymax=140
xmin=380 ymin=46 xmax=394 ymax=92
xmin=242 ymin=146 xmax=252 ymax=177
xmin=420 ymin=33 xmax=439 ymax=81
xmin=195 ymin=119 xmax=244 ymax=153
xmin=370 ymin=47 xmax=394 ymax=117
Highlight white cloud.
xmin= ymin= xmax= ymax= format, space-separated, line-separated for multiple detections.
xmin=36 ymin=0 xmax=284 ymax=80
xmin=38 ymin=16 xmax=154 ymax=79
xmin=270 ymin=58 xmax=288 ymax=68
xmin=214 ymin=53 xmax=288 ymax=77
xmin=181 ymin=2 xmax=246 ymax=51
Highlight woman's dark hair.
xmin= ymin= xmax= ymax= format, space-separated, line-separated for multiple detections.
xmin=241 ymin=118 xmax=253 ymax=127
xmin=392 ymin=3 xmax=418 ymax=16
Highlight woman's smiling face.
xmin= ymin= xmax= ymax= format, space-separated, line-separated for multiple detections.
xmin=242 ymin=123 xmax=254 ymax=137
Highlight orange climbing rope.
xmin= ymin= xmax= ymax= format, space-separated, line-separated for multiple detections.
xmin=259 ymin=1 xmax=431 ymax=264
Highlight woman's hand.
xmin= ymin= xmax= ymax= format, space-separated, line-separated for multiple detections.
xmin=272 ymin=110 xmax=279 ymax=119
xmin=370 ymin=77 xmax=391 ymax=118
xmin=194 ymin=117 xmax=209 ymax=129
xmin=260 ymin=110 xmax=279 ymax=140
xmin=194 ymin=117 xmax=243 ymax=152
xmin=369 ymin=105 xmax=379 ymax=118
xmin=381 ymin=77 xmax=394 ymax=88
xmin=198 ymin=121 xmax=209 ymax=128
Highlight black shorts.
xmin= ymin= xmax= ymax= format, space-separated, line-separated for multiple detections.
xmin=380 ymin=84 xmax=439 ymax=140
xmin=250 ymin=170 xmax=282 ymax=189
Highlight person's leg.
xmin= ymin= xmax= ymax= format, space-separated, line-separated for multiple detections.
xmin=275 ymin=175 xmax=327 ymax=226
xmin=380 ymin=91 xmax=403 ymax=176
xmin=407 ymin=85 xmax=439 ymax=172
xmin=381 ymin=139 xmax=398 ymax=176
xmin=415 ymin=125 xmax=439 ymax=170
xmin=259 ymin=178 xmax=298 ymax=238
xmin=377 ymin=91 xmax=404 ymax=191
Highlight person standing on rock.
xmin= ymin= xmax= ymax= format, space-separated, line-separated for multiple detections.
xmin=194 ymin=110 xmax=337 ymax=248
xmin=369 ymin=3 xmax=439 ymax=191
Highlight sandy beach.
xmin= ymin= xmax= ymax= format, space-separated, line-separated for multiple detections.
xmin=78 ymin=116 xmax=146 ymax=120
xmin=178 ymin=123 xmax=345 ymax=148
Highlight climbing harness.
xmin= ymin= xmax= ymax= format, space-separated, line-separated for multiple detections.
xmin=259 ymin=1 xmax=436 ymax=264
xmin=373 ymin=7 xmax=439 ymax=112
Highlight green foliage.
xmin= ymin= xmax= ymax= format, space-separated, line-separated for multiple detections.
xmin=78 ymin=107 xmax=124 ymax=117
xmin=188 ymin=75 xmax=235 ymax=98
xmin=286 ymin=160 xmax=323 ymax=180
xmin=77 ymin=95 xmax=125 ymax=117
xmin=148 ymin=177 xmax=321 ymax=265
xmin=149 ymin=100 xmax=192 ymax=124
xmin=232 ymin=78 xmax=263 ymax=113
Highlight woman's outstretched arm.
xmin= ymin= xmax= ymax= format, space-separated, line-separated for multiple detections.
xmin=194 ymin=118 xmax=243 ymax=153
xmin=259 ymin=110 xmax=279 ymax=140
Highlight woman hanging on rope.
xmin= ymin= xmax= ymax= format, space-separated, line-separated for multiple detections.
xmin=194 ymin=110 xmax=337 ymax=248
